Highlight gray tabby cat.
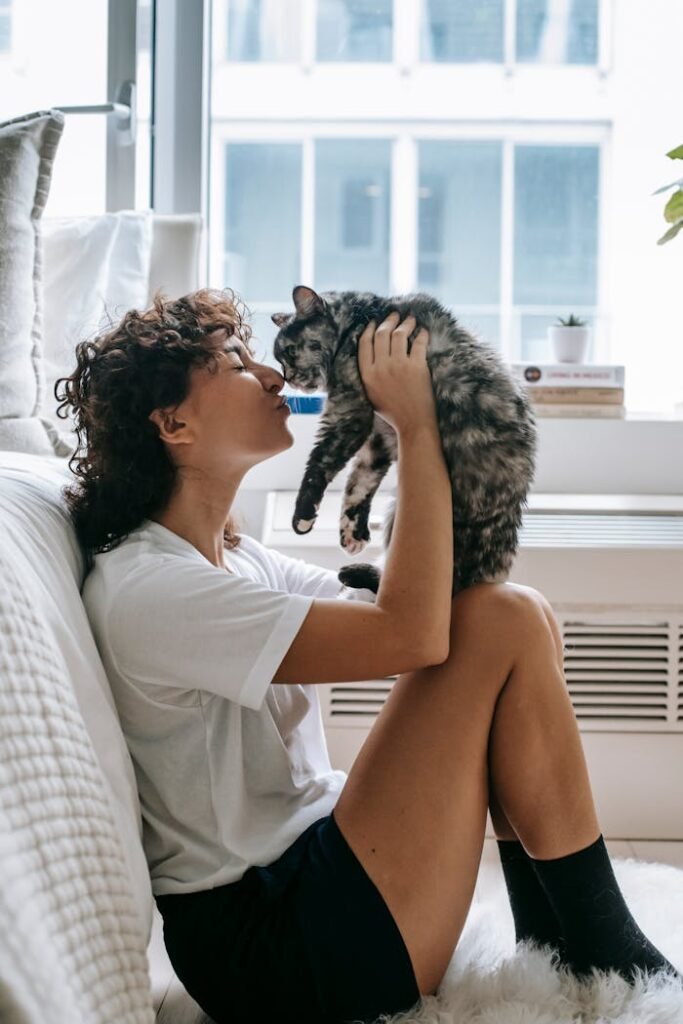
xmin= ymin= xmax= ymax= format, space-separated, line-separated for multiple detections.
xmin=271 ymin=285 xmax=537 ymax=596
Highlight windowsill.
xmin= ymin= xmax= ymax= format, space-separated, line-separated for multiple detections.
xmin=242 ymin=406 xmax=683 ymax=496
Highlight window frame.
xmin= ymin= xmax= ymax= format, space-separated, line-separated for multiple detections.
xmin=209 ymin=121 xmax=610 ymax=364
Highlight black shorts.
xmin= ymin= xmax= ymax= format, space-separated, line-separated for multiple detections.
xmin=155 ymin=810 xmax=422 ymax=1024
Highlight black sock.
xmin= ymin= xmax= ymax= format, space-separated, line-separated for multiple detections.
xmin=496 ymin=839 xmax=566 ymax=959
xmin=531 ymin=834 xmax=682 ymax=983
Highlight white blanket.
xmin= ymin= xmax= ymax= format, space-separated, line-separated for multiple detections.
xmin=0 ymin=548 xmax=155 ymax=1024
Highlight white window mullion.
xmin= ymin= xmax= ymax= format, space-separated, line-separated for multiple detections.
xmin=500 ymin=136 xmax=515 ymax=360
xmin=504 ymin=0 xmax=517 ymax=71
xmin=301 ymin=0 xmax=316 ymax=69
xmin=598 ymin=0 xmax=613 ymax=77
xmin=390 ymin=134 xmax=418 ymax=294
xmin=394 ymin=0 xmax=419 ymax=71
xmin=106 ymin=0 xmax=137 ymax=211
xmin=301 ymin=136 xmax=315 ymax=285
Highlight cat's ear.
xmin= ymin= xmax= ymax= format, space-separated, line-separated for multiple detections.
xmin=271 ymin=312 xmax=291 ymax=327
xmin=292 ymin=285 xmax=326 ymax=318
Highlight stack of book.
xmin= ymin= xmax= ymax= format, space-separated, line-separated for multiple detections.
xmin=510 ymin=363 xmax=626 ymax=418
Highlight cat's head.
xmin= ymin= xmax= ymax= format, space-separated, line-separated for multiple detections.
xmin=270 ymin=285 xmax=339 ymax=392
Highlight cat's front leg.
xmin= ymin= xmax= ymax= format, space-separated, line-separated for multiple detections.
xmin=292 ymin=401 xmax=374 ymax=535
xmin=339 ymin=421 xmax=395 ymax=554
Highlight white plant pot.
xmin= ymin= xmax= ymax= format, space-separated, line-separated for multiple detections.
xmin=548 ymin=325 xmax=590 ymax=364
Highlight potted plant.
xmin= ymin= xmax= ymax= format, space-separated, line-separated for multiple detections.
xmin=653 ymin=143 xmax=683 ymax=416
xmin=548 ymin=313 xmax=590 ymax=364
xmin=653 ymin=143 xmax=683 ymax=245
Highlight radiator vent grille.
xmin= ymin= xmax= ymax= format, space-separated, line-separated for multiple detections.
xmin=327 ymin=616 xmax=683 ymax=732
xmin=519 ymin=514 xmax=683 ymax=547
xmin=563 ymin=621 xmax=671 ymax=722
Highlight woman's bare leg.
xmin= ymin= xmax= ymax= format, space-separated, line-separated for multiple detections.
xmin=332 ymin=582 xmax=600 ymax=996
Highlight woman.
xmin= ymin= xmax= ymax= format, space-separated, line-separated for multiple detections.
xmin=57 ymin=288 xmax=679 ymax=1024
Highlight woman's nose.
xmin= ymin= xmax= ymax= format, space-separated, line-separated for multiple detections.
xmin=263 ymin=365 xmax=285 ymax=391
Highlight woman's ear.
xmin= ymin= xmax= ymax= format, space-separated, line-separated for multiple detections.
xmin=148 ymin=407 xmax=192 ymax=445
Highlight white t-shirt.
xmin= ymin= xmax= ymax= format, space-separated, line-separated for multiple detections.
xmin=82 ymin=519 xmax=369 ymax=896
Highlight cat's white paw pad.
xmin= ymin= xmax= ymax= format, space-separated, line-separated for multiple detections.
xmin=295 ymin=517 xmax=316 ymax=534
xmin=340 ymin=514 xmax=367 ymax=554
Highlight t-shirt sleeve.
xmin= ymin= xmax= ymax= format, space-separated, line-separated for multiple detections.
xmin=108 ymin=557 xmax=314 ymax=711
xmin=257 ymin=542 xmax=345 ymax=599
xmin=261 ymin=541 xmax=379 ymax=605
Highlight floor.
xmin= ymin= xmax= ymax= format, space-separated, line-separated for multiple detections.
xmin=473 ymin=837 xmax=683 ymax=903
xmin=149 ymin=839 xmax=683 ymax=1022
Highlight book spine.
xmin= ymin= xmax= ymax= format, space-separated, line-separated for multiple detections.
xmin=527 ymin=387 xmax=625 ymax=405
xmin=512 ymin=365 xmax=625 ymax=387
xmin=531 ymin=403 xmax=626 ymax=419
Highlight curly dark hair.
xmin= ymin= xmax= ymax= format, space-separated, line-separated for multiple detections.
xmin=55 ymin=287 xmax=258 ymax=563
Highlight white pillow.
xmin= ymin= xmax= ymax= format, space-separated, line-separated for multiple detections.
xmin=41 ymin=211 xmax=153 ymax=442
xmin=0 ymin=451 xmax=154 ymax=943
xmin=0 ymin=110 xmax=65 ymax=455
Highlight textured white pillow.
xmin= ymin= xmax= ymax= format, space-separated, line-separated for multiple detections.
xmin=41 ymin=211 xmax=154 ymax=444
xmin=0 ymin=110 xmax=64 ymax=455
xmin=0 ymin=451 xmax=154 ymax=943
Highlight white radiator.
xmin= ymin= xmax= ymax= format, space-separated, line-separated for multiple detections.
xmin=262 ymin=490 xmax=683 ymax=839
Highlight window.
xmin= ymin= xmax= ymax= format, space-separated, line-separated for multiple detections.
xmin=421 ymin=1 xmax=504 ymax=63
xmin=516 ymin=0 xmax=598 ymax=64
xmin=206 ymin=0 xmax=683 ymax=414
xmin=226 ymin=0 xmax=303 ymax=61
xmin=224 ymin=143 xmax=302 ymax=302
xmin=317 ymin=0 xmax=393 ymax=62
xmin=0 ymin=0 xmax=11 ymax=53
xmin=0 ymin=0 xmax=150 ymax=215
xmin=315 ymin=140 xmax=391 ymax=291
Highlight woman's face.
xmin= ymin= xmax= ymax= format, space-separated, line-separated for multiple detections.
xmin=168 ymin=331 xmax=294 ymax=471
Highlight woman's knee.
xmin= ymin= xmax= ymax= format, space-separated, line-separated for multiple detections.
xmin=449 ymin=581 xmax=559 ymax=657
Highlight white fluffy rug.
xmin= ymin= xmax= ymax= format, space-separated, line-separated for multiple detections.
xmin=380 ymin=856 xmax=683 ymax=1024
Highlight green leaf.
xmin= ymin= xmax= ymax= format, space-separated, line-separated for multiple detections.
xmin=652 ymin=177 xmax=683 ymax=196
xmin=666 ymin=144 xmax=683 ymax=160
xmin=664 ymin=189 xmax=683 ymax=223
xmin=657 ymin=217 xmax=683 ymax=244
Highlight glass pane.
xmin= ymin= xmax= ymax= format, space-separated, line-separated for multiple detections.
xmin=459 ymin=312 xmax=501 ymax=350
xmin=514 ymin=144 xmax=599 ymax=306
xmin=317 ymin=0 xmax=393 ymax=62
xmin=0 ymin=10 xmax=10 ymax=53
xmin=516 ymin=0 xmax=598 ymax=64
xmin=314 ymin=139 xmax=391 ymax=294
xmin=0 ymin=0 xmax=108 ymax=214
xmin=224 ymin=143 xmax=302 ymax=303
xmin=227 ymin=0 xmax=302 ymax=61
xmin=421 ymin=0 xmax=504 ymax=62
xmin=418 ymin=141 xmax=502 ymax=306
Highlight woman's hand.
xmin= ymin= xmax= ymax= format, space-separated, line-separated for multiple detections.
xmin=358 ymin=312 xmax=435 ymax=433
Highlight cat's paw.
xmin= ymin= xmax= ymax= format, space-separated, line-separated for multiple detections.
xmin=293 ymin=494 xmax=320 ymax=534
xmin=338 ymin=563 xmax=381 ymax=594
xmin=339 ymin=508 xmax=371 ymax=553
xmin=292 ymin=515 xmax=316 ymax=535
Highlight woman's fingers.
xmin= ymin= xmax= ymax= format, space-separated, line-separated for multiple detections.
xmin=357 ymin=319 xmax=377 ymax=375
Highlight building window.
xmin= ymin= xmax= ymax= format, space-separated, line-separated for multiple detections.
xmin=516 ymin=0 xmax=599 ymax=64
xmin=224 ymin=143 xmax=302 ymax=303
xmin=315 ymin=140 xmax=391 ymax=293
xmin=0 ymin=0 xmax=11 ymax=53
xmin=317 ymin=0 xmax=393 ymax=62
xmin=421 ymin=0 xmax=599 ymax=64
xmin=227 ymin=0 xmax=303 ymax=62
xmin=421 ymin=0 xmax=504 ymax=63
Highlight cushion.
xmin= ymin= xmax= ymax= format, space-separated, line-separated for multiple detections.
xmin=0 ymin=451 xmax=154 ymax=942
xmin=41 ymin=211 xmax=154 ymax=444
xmin=0 ymin=110 xmax=64 ymax=455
